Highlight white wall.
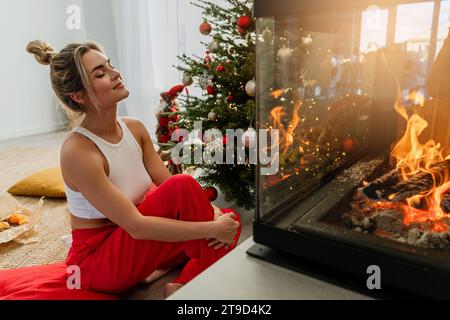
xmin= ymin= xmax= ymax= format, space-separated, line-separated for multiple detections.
xmin=82 ymin=0 xmax=124 ymax=116
xmin=0 ymin=0 xmax=86 ymax=140
xmin=144 ymin=0 xmax=227 ymax=137
xmin=0 ymin=0 xmax=228 ymax=141
xmin=149 ymin=0 xmax=228 ymax=92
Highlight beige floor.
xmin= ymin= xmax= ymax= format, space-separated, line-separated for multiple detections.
xmin=0 ymin=130 xmax=254 ymax=300
xmin=0 ymin=147 xmax=70 ymax=269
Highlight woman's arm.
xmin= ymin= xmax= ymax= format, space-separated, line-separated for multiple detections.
xmin=134 ymin=119 xmax=172 ymax=186
xmin=61 ymin=138 xmax=216 ymax=242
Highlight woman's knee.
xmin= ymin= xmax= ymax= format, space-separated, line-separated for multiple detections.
xmin=169 ymin=174 xmax=197 ymax=184
xmin=165 ymin=174 xmax=200 ymax=191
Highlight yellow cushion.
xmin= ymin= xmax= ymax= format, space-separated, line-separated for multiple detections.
xmin=7 ymin=167 xmax=66 ymax=198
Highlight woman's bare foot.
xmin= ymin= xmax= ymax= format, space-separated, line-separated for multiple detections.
xmin=164 ymin=282 xmax=184 ymax=298
xmin=141 ymin=268 xmax=172 ymax=284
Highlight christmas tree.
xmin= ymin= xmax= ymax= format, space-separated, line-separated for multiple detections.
xmin=157 ymin=0 xmax=256 ymax=210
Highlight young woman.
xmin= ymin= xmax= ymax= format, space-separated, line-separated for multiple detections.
xmin=26 ymin=40 xmax=241 ymax=298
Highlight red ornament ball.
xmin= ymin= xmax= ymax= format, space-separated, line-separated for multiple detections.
xmin=216 ymin=65 xmax=225 ymax=72
xmin=227 ymin=95 xmax=234 ymax=102
xmin=207 ymin=85 xmax=216 ymax=95
xmin=237 ymin=15 xmax=251 ymax=30
xmin=342 ymin=137 xmax=359 ymax=153
xmin=199 ymin=21 xmax=212 ymax=35
xmin=223 ymin=136 xmax=229 ymax=146
xmin=204 ymin=186 xmax=218 ymax=202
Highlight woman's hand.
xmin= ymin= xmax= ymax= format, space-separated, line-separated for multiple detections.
xmin=211 ymin=204 xmax=222 ymax=221
xmin=207 ymin=212 xmax=239 ymax=250
xmin=208 ymin=204 xmax=226 ymax=249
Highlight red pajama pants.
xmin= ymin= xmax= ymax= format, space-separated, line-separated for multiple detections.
xmin=65 ymin=174 xmax=241 ymax=294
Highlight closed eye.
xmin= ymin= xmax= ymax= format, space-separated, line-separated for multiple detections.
xmin=91 ymin=59 xmax=114 ymax=77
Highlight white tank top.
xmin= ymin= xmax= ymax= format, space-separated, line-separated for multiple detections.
xmin=63 ymin=117 xmax=153 ymax=220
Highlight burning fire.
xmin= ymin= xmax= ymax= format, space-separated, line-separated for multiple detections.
xmin=264 ymin=90 xmax=303 ymax=186
xmin=269 ymin=99 xmax=302 ymax=153
xmin=380 ymin=89 xmax=450 ymax=232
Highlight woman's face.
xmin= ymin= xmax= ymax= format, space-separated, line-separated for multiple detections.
xmin=81 ymin=49 xmax=129 ymax=109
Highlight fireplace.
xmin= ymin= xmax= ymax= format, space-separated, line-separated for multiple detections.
xmin=249 ymin=0 xmax=450 ymax=298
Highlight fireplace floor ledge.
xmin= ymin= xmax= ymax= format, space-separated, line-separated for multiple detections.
xmin=168 ymin=238 xmax=374 ymax=300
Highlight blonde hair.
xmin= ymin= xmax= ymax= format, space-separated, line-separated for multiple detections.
xmin=26 ymin=40 xmax=104 ymax=128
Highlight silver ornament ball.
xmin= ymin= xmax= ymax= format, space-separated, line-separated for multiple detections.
xmin=208 ymin=40 xmax=220 ymax=53
xmin=245 ymin=79 xmax=256 ymax=97
xmin=277 ymin=46 xmax=293 ymax=61
xmin=208 ymin=111 xmax=218 ymax=121
xmin=182 ymin=74 xmax=193 ymax=86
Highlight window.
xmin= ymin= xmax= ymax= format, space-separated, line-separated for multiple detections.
xmin=360 ymin=6 xmax=389 ymax=52
xmin=395 ymin=1 xmax=434 ymax=62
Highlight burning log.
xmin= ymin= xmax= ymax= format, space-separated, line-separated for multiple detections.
xmin=360 ymin=159 xmax=450 ymax=202
xmin=442 ymin=190 xmax=450 ymax=213
xmin=359 ymin=168 xmax=401 ymax=200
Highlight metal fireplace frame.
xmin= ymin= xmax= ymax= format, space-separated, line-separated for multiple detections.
xmin=249 ymin=0 xmax=450 ymax=299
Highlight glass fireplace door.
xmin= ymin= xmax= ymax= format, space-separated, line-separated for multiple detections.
xmin=256 ymin=1 xmax=450 ymax=247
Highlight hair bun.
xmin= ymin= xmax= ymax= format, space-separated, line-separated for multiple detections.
xmin=26 ymin=40 xmax=56 ymax=65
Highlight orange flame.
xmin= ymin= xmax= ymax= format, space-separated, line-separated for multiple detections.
xmin=270 ymin=100 xmax=302 ymax=153
xmin=270 ymin=88 xmax=289 ymax=99
xmin=388 ymin=89 xmax=450 ymax=230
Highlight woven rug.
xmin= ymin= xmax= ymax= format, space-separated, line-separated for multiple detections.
xmin=0 ymin=147 xmax=71 ymax=270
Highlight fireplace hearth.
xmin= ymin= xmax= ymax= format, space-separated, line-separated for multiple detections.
xmin=250 ymin=0 xmax=450 ymax=298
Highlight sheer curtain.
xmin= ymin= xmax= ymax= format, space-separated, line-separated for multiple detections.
xmin=112 ymin=0 xmax=212 ymax=140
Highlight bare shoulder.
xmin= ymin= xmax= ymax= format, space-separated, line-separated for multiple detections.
xmin=121 ymin=116 xmax=152 ymax=144
xmin=61 ymin=133 xmax=99 ymax=161
xmin=60 ymin=133 xmax=105 ymax=188
xmin=121 ymin=116 xmax=143 ymax=126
